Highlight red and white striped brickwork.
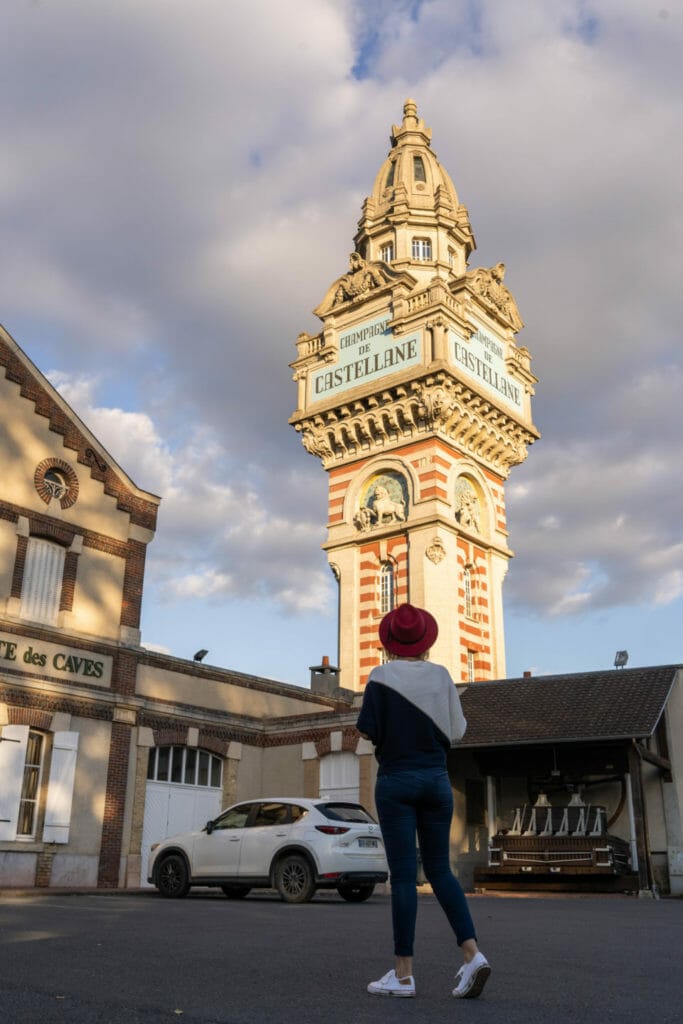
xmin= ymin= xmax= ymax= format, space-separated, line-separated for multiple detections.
xmin=326 ymin=438 xmax=507 ymax=687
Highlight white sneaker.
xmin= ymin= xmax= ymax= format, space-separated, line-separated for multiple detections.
xmin=452 ymin=952 xmax=491 ymax=998
xmin=367 ymin=969 xmax=416 ymax=997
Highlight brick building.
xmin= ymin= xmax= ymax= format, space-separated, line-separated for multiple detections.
xmin=0 ymin=323 xmax=370 ymax=890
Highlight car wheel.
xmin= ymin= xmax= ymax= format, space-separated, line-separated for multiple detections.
xmin=274 ymin=854 xmax=316 ymax=903
xmin=156 ymin=854 xmax=190 ymax=898
xmin=337 ymin=882 xmax=375 ymax=903
xmin=220 ymin=885 xmax=251 ymax=899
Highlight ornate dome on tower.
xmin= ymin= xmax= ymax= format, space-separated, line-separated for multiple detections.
xmin=355 ymin=99 xmax=476 ymax=278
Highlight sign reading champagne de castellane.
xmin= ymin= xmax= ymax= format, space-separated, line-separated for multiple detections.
xmin=310 ymin=312 xmax=422 ymax=401
xmin=450 ymin=325 xmax=522 ymax=412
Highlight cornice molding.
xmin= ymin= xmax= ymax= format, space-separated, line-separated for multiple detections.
xmin=292 ymin=370 xmax=538 ymax=477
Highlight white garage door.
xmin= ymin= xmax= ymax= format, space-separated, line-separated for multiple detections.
xmin=140 ymin=746 xmax=224 ymax=887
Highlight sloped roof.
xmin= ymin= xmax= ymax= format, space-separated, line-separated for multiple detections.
xmin=0 ymin=323 xmax=160 ymax=529
xmin=458 ymin=665 xmax=681 ymax=748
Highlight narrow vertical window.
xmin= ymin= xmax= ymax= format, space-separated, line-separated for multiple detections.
xmin=385 ymin=162 xmax=395 ymax=188
xmin=379 ymin=562 xmax=395 ymax=615
xmin=17 ymin=731 xmax=44 ymax=838
xmin=463 ymin=566 xmax=473 ymax=618
xmin=413 ymin=155 xmax=426 ymax=182
xmin=411 ymin=237 xmax=432 ymax=260
xmin=466 ymin=650 xmax=476 ymax=683
xmin=380 ymin=242 xmax=394 ymax=262
xmin=20 ymin=537 xmax=65 ymax=625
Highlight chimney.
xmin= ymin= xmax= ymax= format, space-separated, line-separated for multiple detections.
xmin=310 ymin=655 xmax=340 ymax=694
xmin=523 ymin=670 xmax=532 ymax=678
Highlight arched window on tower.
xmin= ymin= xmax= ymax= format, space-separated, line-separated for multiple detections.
xmin=413 ymin=155 xmax=426 ymax=183
xmin=379 ymin=561 xmax=395 ymax=615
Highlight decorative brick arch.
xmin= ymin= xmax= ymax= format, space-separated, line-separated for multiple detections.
xmin=342 ymin=727 xmax=359 ymax=752
xmin=315 ymin=735 xmax=332 ymax=758
xmin=197 ymin=733 xmax=230 ymax=757
xmin=7 ymin=707 xmax=53 ymax=731
xmin=34 ymin=458 xmax=79 ymax=510
xmin=152 ymin=726 xmax=188 ymax=747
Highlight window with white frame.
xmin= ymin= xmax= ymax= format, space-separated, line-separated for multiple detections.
xmin=463 ymin=566 xmax=473 ymax=618
xmin=380 ymin=242 xmax=394 ymax=262
xmin=17 ymin=730 xmax=45 ymax=838
xmin=466 ymin=650 xmax=476 ymax=683
xmin=0 ymin=726 xmax=79 ymax=844
xmin=20 ymin=537 xmax=66 ymax=625
xmin=379 ymin=561 xmax=395 ymax=615
xmin=412 ymin=237 xmax=432 ymax=260
xmin=147 ymin=746 xmax=223 ymax=789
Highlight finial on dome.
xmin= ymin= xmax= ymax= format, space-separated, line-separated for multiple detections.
xmin=403 ymin=98 xmax=418 ymax=126
xmin=391 ymin=98 xmax=431 ymax=148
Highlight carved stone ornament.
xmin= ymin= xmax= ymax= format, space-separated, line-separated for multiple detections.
xmin=465 ymin=262 xmax=523 ymax=332
xmin=415 ymin=383 xmax=458 ymax=427
xmin=454 ymin=478 xmax=481 ymax=533
xmin=426 ymin=538 xmax=446 ymax=564
xmin=354 ymin=472 xmax=408 ymax=531
xmin=301 ymin=428 xmax=333 ymax=460
xmin=315 ymin=252 xmax=404 ymax=316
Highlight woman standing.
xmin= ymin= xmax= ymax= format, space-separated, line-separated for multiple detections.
xmin=356 ymin=603 xmax=491 ymax=999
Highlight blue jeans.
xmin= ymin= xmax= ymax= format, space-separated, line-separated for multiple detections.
xmin=375 ymin=768 xmax=477 ymax=957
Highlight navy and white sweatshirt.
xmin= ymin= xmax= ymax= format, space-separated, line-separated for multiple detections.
xmin=356 ymin=660 xmax=467 ymax=773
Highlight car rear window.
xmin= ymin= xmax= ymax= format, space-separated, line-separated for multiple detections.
xmin=316 ymin=802 xmax=376 ymax=823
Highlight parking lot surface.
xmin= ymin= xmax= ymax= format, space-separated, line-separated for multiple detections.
xmin=0 ymin=889 xmax=681 ymax=1024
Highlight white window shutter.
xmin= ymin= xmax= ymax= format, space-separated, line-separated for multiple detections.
xmin=319 ymin=752 xmax=359 ymax=802
xmin=20 ymin=538 xmax=65 ymax=625
xmin=43 ymin=731 xmax=79 ymax=844
xmin=0 ymin=725 xmax=29 ymax=841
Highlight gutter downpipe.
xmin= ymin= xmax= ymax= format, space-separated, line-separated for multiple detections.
xmin=632 ymin=739 xmax=660 ymax=899
xmin=624 ymin=770 xmax=639 ymax=876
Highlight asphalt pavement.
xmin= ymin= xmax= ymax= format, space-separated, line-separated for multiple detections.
xmin=0 ymin=888 xmax=681 ymax=1024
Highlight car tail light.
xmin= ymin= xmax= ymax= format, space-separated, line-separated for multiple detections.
xmin=315 ymin=825 xmax=351 ymax=835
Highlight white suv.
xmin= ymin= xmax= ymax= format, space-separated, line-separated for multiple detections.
xmin=148 ymin=797 xmax=388 ymax=903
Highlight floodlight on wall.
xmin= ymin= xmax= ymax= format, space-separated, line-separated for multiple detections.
xmin=614 ymin=650 xmax=629 ymax=669
xmin=193 ymin=649 xmax=209 ymax=662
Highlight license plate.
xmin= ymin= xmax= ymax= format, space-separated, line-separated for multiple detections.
xmin=358 ymin=838 xmax=378 ymax=848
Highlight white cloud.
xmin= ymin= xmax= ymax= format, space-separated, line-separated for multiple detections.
xmin=45 ymin=371 xmax=333 ymax=616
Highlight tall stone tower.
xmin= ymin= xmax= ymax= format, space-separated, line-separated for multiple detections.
xmin=290 ymin=100 xmax=539 ymax=691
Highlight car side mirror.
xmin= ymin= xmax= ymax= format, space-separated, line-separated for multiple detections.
xmin=205 ymin=820 xmax=215 ymax=835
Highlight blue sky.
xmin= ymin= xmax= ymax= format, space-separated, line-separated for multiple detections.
xmin=2 ymin=0 xmax=682 ymax=684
